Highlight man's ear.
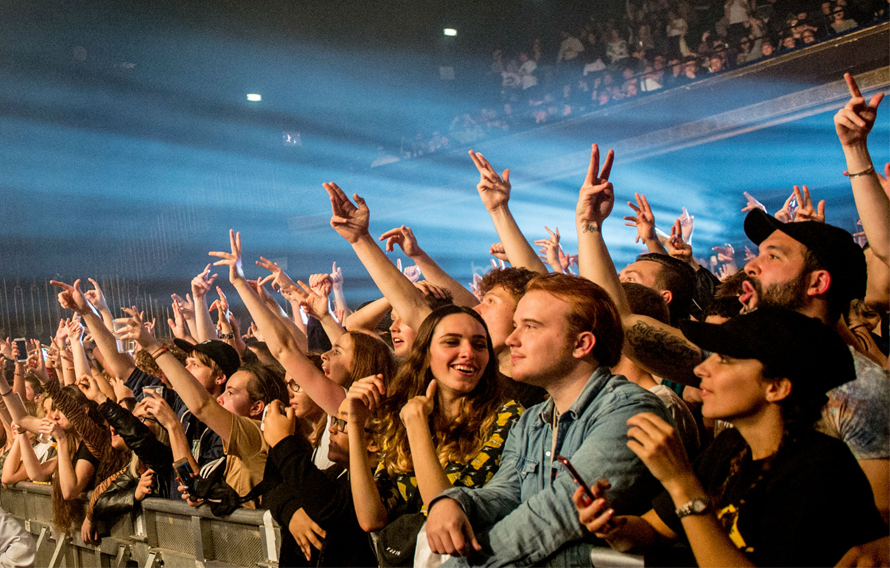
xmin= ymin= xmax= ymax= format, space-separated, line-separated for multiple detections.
xmin=805 ymin=270 xmax=831 ymax=299
xmin=765 ymin=378 xmax=792 ymax=403
xmin=215 ymin=374 xmax=228 ymax=386
xmin=250 ymin=400 xmax=265 ymax=420
xmin=572 ymin=331 xmax=596 ymax=359
xmin=660 ymin=289 xmax=674 ymax=305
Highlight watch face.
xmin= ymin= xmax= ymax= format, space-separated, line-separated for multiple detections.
xmin=692 ymin=499 xmax=708 ymax=513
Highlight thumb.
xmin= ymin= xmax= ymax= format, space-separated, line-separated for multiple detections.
xmin=502 ymin=169 xmax=510 ymax=184
xmin=285 ymin=405 xmax=295 ymax=421
xmin=73 ymin=279 xmax=82 ymax=295
xmin=426 ymin=379 xmax=438 ymax=399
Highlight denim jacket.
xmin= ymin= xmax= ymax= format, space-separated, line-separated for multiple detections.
xmin=435 ymin=367 xmax=670 ymax=567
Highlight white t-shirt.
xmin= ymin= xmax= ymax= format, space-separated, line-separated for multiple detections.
xmin=650 ymin=384 xmax=700 ymax=454
xmin=312 ymin=415 xmax=335 ymax=470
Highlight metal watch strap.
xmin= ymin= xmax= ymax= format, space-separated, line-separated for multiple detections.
xmin=675 ymin=497 xmax=711 ymax=519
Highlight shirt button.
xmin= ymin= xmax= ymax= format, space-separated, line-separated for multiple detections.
xmin=545 ymin=451 xmax=551 ymax=457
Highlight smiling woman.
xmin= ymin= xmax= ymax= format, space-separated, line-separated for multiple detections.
xmin=344 ymin=305 xmax=522 ymax=564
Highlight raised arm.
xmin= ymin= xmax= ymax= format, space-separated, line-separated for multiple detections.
xmin=575 ymin=145 xmax=702 ymax=386
xmin=379 ymin=225 xmax=480 ymax=307
xmin=210 ymin=230 xmax=345 ymax=416
xmin=190 ymin=265 xmax=220 ymax=342
xmin=342 ymin=297 xmax=391 ymax=333
xmin=50 ymin=279 xmax=137 ymax=381
xmin=835 ymin=73 xmax=888 ymax=265
xmin=624 ymin=193 xmax=669 ymax=255
xmin=328 ymin=262 xmax=353 ymax=320
xmin=281 ymin=280 xmax=346 ymax=346
xmin=468 ymin=151 xmax=548 ymax=274
xmin=117 ymin=309 xmax=236 ymax=445
xmin=83 ymin=278 xmax=115 ymax=333
xmin=345 ymin=376 xmax=390 ymax=531
xmin=323 ymin=182 xmax=434 ymax=332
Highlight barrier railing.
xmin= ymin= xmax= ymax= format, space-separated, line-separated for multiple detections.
xmin=0 ymin=482 xmax=281 ymax=568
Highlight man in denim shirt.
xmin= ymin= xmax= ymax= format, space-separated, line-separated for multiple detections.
xmin=426 ymin=274 xmax=669 ymax=567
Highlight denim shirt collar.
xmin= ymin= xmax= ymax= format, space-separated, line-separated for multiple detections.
xmin=536 ymin=365 xmax=614 ymax=426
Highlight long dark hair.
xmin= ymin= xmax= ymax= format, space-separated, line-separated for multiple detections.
xmin=377 ymin=305 xmax=504 ymax=476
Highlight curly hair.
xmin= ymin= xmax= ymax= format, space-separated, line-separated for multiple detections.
xmin=478 ymin=267 xmax=538 ymax=301
xmin=376 ymin=306 xmax=505 ymax=476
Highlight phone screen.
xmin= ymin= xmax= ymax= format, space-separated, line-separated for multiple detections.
xmin=13 ymin=338 xmax=28 ymax=362
xmin=173 ymin=458 xmax=198 ymax=497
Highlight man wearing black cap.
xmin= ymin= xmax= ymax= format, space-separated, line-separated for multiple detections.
xmin=574 ymin=144 xmax=889 ymax=526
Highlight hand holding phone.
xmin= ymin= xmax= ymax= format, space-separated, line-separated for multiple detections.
xmin=555 ymin=454 xmax=596 ymax=503
xmin=13 ymin=338 xmax=28 ymax=363
xmin=173 ymin=458 xmax=198 ymax=499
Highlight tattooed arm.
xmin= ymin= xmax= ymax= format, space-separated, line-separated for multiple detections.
xmin=623 ymin=318 xmax=702 ymax=387
xmin=575 ymin=144 xmax=702 ymax=386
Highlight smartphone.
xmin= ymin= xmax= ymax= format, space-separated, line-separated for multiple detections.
xmin=173 ymin=458 xmax=198 ymax=498
xmin=555 ymin=454 xmax=597 ymax=503
xmin=260 ymin=404 xmax=270 ymax=431
xmin=12 ymin=338 xmax=29 ymax=363
xmin=143 ymin=386 xmax=165 ymax=399
xmin=41 ymin=346 xmax=51 ymax=362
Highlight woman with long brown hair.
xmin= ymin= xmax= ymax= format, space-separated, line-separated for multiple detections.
xmin=346 ymin=305 xmax=522 ymax=542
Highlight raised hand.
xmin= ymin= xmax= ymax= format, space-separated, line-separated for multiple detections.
xmin=140 ymin=390 xmax=178 ymax=429
xmin=345 ymin=374 xmax=386 ymax=426
xmin=489 ymin=242 xmax=509 ymax=262
xmin=712 ymin=243 xmax=735 ymax=264
xmin=576 ymin=144 xmax=615 ymax=231
xmin=168 ymin=301 xmax=189 ymax=339
xmin=379 ymin=225 xmax=424 ymax=257
xmin=26 ymin=339 xmax=50 ymax=383
xmin=469 ymin=150 xmax=511 ymax=213
xmin=624 ymin=193 xmax=657 ymax=243
xmin=741 ymin=191 xmax=768 ymax=214
xmin=292 ymin=281 xmax=330 ymax=321
xmin=255 ymin=256 xmax=298 ymax=294
xmin=171 ymin=293 xmax=195 ymax=320
xmin=534 ymin=226 xmax=563 ymax=273
xmin=262 ymin=400 xmax=296 ymax=448
xmin=677 ymin=207 xmax=694 ymax=244
xmin=323 ymin=182 xmax=370 ymax=244
xmin=399 ymin=380 xmax=437 ymax=425
xmin=83 ymin=278 xmax=110 ymax=313
xmin=399 ymin=260 xmax=423 ymax=283
xmin=50 ymin=279 xmax=96 ymax=316
xmin=774 ymin=191 xmax=798 ymax=223
xmin=329 ymin=261 xmax=345 ymax=287
xmin=792 ymin=185 xmax=825 ymax=223
xmin=666 ymin=219 xmax=693 ymax=264
xmin=116 ymin=308 xmax=158 ymax=351
xmin=0 ymin=338 xmax=12 ymax=361
xmin=208 ymin=230 xmax=245 ymax=283
xmin=835 ymin=73 xmax=884 ymax=148
xmin=469 ymin=273 xmax=484 ymax=300
xmin=110 ymin=377 xmax=134 ymax=402
xmin=78 ymin=376 xmax=107 ymax=404
xmin=190 ymin=265 xmax=218 ymax=299
xmin=308 ymin=273 xmax=333 ymax=298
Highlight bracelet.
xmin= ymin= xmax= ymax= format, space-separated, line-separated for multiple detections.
xmin=0 ymin=390 xmax=11 ymax=397
xmin=65 ymin=367 xmax=75 ymax=371
xmin=150 ymin=346 xmax=168 ymax=359
xmin=845 ymin=165 xmax=875 ymax=178
xmin=218 ymin=332 xmax=235 ymax=340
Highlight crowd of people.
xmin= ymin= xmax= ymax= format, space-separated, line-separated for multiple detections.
xmin=381 ymin=0 xmax=888 ymax=163
xmin=0 ymin=72 xmax=887 ymax=568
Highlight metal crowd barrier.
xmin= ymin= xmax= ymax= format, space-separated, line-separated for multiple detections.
xmin=0 ymin=482 xmax=281 ymax=568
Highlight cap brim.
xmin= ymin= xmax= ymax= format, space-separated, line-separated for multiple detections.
xmin=744 ymin=209 xmax=784 ymax=245
xmin=173 ymin=338 xmax=198 ymax=353
xmin=680 ymin=320 xmax=756 ymax=360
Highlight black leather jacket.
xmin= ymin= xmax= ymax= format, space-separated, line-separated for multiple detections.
xmin=92 ymin=401 xmax=175 ymax=520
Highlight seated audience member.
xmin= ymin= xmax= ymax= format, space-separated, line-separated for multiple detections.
xmin=347 ymin=306 xmax=522 ymax=564
xmin=831 ymin=5 xmax=858 ymax=32
xmin=575 ymin=308 xmax=887 ymax=567
xmin=260 ymin=399 xmax=378 ymax=566
xmin=118 ymin=311 xmax=288 ymax=506
xmin=425 ymin=275 xmax=669 ymax=566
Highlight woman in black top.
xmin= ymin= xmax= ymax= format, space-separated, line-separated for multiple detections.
xmin=573 ymin=308 xmax=887 ymax=567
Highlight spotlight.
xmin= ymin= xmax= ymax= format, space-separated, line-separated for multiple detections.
xmin=246 ymin=93 xmax=262 ymax=102
xmin=443 ymin=28 xmax=457 ymax=36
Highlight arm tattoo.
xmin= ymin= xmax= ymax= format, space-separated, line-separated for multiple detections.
xmin=624 ymin=321 xmax=702 ymax=385
xmin=582 ymin=223 xmax=600 ymax=233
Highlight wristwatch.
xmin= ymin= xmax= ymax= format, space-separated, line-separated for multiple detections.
xmin=675 ymin=497 xmax=711 ymax=519
xmin=218 ymin=332 xmax=235 ymax=340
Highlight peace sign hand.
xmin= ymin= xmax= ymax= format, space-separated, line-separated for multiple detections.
xmin=576 ymin=144 xmax=615 ymax=230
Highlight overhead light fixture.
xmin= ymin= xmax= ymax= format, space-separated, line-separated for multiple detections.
xmin=246 ymin=93 xmax=262 ymax=102
xmin=443 ymin=28 xmax=457 ymax=36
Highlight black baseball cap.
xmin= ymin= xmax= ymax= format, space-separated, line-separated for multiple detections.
xmin=680 ymin=307 xmax=855 ymax=394
xmin=744 ymin=209 xmax=867 ymax=305
xmin=173 ymin=339 xmax=240 ymax=379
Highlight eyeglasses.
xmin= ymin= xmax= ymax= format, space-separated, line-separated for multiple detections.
xmin=286 ymin=380 xmax=303 ymax=394
xmin=331 ymin=417 xmax=373 ymax=434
